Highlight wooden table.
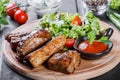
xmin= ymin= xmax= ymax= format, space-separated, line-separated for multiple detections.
xmin=1 ymin=0 xmax=120 ymax=80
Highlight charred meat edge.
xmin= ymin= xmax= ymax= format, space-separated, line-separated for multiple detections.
xmin=24 ymin=36 xmax=66 ymax=68
xmin=16 ymin=30 xmax=51 ymax=57
xmin=48 ymin=50 xmax=81 ymax=74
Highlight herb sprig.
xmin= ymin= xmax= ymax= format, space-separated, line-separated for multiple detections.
xmin=87 ymin=31 xmax=110 ymax=44
xmin=0 ymin=0 xmax=9 ymax=29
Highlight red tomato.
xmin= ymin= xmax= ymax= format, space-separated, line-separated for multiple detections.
xmin=14 ymin=10 xmax=28 ymax=24
xmin=71 ymin=16 xmax=82 ymax=26
xmin=65 ymin=38 xmax=75 ymax=48
xmin=6 ymin=3 xmax=20 ymax=18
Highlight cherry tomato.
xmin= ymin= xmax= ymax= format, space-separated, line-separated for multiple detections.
xmin=14 ymin=10 xmax=28 ymax=24
xmin=6 ymin=3 xmax=20 ymax=18
xmin=71 ymin=16 xmax=82 ymax=26
xmin=65 ymin=38 xmax=75 ymax=48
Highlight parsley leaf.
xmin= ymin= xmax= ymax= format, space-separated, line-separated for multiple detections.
xmin=87 ymin=31 xmax=96 ymax=44
xmin=98 ymin=36 xmax=111 ymax=44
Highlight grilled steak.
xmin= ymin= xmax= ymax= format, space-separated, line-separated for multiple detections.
xmin=48 ymin=50 xmax=81 ymax=74
xmin=5 ymin=32 xmax=29 ymax=50
xmin=16 ymin=30 xmax=51 ymax=56
xmin=24 ymin=36 xmax=66 ymax=68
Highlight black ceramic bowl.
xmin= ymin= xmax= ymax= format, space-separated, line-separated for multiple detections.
xmin=74 ymin=28 xmax=113 ymax=60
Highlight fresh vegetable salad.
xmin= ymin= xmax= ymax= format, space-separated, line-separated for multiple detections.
xmin=37 ymin=11 xmax=107 ymax=48
xmin=38 ymin=11 xmax=106 ymax=38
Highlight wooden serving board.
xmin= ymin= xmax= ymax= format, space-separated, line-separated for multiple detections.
xmin=3 ymin=20 xmax=120 ymax=80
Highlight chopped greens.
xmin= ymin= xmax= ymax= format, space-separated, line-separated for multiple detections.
xmin=38 ymin=11 xmax=107 ymax=44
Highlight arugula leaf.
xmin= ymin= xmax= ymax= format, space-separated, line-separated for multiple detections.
xmin=98 ymin=36 xmax=111 ymax=44
xmin=87 ymin=31 xmax=96 ymax=44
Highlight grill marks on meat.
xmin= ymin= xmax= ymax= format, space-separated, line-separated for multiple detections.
xmin=16 ymin=30 xmax=51 ymax=56
xmin=5 ymin=30 xmax=81 ymax=74
xmin=24 ymin=36 xmax=66 ymax=68
xmin=5 ymin=30 xmax=51 ymax=57
xmin=48 ymin=50 xmax=81 ymax=74
xmin=5 ymin=32 xmax=30 ymax=51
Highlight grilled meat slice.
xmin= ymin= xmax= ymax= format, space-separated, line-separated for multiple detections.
xmin=24 ymin=36 xmax=66 ymax=68
xmin=5 ymin=32 xmax=29 ymax=50
xmin=16 ymin=30 xmax=51 ymax=56
xmin=5 ymin=32 xmax=30 ymax=42
xmin=48 ymin=50 xmax=81 ymax=74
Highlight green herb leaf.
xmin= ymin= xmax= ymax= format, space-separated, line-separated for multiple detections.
xmin=0 ymin=17 xmax=8 ymax=25
xmin=0 ymin=0 xmax=9 ymax=27
xmin=98 ymin=36 xmax=110 ymax=44
xmin=87 ymin=31 xmax=96 ymax=44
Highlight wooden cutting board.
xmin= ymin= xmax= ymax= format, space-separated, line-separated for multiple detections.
xmin=3 ymin=20 xmax=120 ymax=80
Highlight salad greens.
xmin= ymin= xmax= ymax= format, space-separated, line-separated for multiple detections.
xmin=38 ymin=11 xmax=107 ymax=44
xmin=109 ymin=0 xmax=120 ymax=10
xmin=0 ymin=0 xmax=9 ymax=29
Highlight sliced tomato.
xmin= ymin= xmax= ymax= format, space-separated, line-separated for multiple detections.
xmin=6 ymin=3 xmax=20 ymax=18
xmin=71 ymin=15 xmax=82 ymax=26
xmin=65 ymin=38 xmax=75 ymax=48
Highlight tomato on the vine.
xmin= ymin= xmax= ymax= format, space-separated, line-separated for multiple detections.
xmin=65 ymin=38 xmax=75 ymax=48
xmin=71 ymin=15 xmax=82 ymax=26
xmin=6 ymin=3 xmax=20 ymax=18
xmin=14 ymin=10 xmax=28 ymax=24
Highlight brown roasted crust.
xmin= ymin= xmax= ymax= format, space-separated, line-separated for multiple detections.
xmin=48 ymin=50 xmax=81 ymax=74
xmin=16 ymin=30 xmax=51 ymax=57
xmin=5 ymin=32 xmax=30 ymax=42
xmin=24 ymin=36 xmax=66 ymax=68
xmin=5 ymin=32 xmax=29 ymax=51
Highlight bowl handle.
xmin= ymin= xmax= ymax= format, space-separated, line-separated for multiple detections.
xmin=103 ymin=28 xmax=113 ymax=39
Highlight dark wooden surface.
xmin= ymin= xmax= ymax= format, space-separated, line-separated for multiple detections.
xmin=1 ymin=0 xmax=120 ymax=80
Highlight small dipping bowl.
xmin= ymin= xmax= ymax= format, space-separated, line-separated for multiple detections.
xmin=74 ymin=28 xmax=113 ymax=60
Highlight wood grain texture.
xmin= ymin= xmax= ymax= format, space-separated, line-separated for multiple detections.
xmin=2 ymin=20 xmax=120 ymax=80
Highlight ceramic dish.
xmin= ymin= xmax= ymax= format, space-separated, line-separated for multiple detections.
xmin=74 ymin=28 xmax=113 ymax=60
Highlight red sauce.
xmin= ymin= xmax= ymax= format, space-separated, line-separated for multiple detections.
xmin=78 ymin=40 xmax=108 ymax=54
